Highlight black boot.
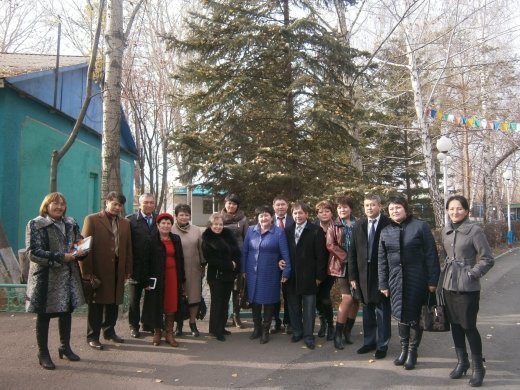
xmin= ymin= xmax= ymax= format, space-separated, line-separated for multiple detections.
xmin=175 ymin=321 xmax=183 ymax=336
xmin=317 ymin=317 xmax=327 ymax=338
xmin=189 ymin=322 xmax=200 ymax=337
xmin=250 ymin=318 xmax=262 ymax=340
xmin=36 ymin=314 xmax=55 ymax=370
xmin=260 ymin=321 xmax=270 ymax=344
xmin=58 ymin=314 xmax=80 ymax=361
xmin=404 ymin=324 xmax=423 ymax=370
xmin=326 ymin=321 xmax=334 ymax=341
xmin=469 ymin=355 xmax=486 ymax=387
xmin=343 ymin=318 xmax=355 ymax=344
xmin=394 ymin=323 xmax=409 ymax=366
xmin=334 ymin=322 xmax=345 ymax=350
xmin=450 ymin=347 xmax=470 ymax=379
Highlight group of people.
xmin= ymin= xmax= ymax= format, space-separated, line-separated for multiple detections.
xmin=25 ymin=190 xmax=494 ymax=387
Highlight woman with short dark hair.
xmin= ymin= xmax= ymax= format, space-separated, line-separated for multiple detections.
xmin=378 ymin=195 xmax=440 ymax=370
xmin=26 ymin=192 xmax=87 ymax=369
xmin=441 ymin=195 xmax=494 ymax=387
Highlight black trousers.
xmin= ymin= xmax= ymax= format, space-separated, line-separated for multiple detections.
xmin=273 ymin=283 xmax=291 ymax=325
xmin=87 ymin=303 xmax=119 ymax=341
xmin=316 ymin=275 xmax=335 ymax=322
xmin=128 ymin=281 xmax=145 ymax=330
xmin=208 ymin=279 xmax=233 ymax=338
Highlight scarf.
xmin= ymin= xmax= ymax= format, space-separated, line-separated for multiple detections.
xmin=220 ymin=209 xmax=245 ymax=224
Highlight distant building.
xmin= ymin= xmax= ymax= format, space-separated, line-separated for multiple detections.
xmin=172 ymin=186 xmax=221 ymax=226
xmin=0 ymin=53 xmax=137 ymax=251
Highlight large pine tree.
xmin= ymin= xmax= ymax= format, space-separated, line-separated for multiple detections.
xmin=165 ymin=0 xmax=369 ymax=209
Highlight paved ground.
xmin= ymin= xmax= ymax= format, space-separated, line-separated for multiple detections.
xmin=1 ymin=249 xmax=520 ymax=389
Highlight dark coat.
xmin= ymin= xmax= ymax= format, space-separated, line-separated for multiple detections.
xmin=126 ymin=211 xmax=158 ymax=283
xmin=202 ymin=228 xmax=240 ymax=282
xmin=441 ymin=218 xmax=494 ymax=292
xmin=241 ymin=224 xmax=292 ymax=304
xmin=80 ymin=212 xmax=132 ymax=305
xmin=141 ymin=232 xmax=185 ymax=328
xmin=378 ymin=216 xmax=440 ymax=322
xmin=285 ymin=222 xmax=328 ymax=296
xmin=25 ymin=216 xmax=85 ymax=313
xmin=348 ymin=214 xmax=391 ymax=304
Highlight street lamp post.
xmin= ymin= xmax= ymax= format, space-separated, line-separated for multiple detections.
xmin=503 ymin=170 xmax=513 ymax=248
xmin=436 ymin=135 xmax=454 ymax=225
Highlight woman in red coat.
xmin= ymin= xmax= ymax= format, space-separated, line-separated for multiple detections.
xmin=142 ymin=213 xmax=185 ymax=347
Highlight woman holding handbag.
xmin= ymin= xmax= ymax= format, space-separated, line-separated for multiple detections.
xmin=441 ymin=195 xmax=494 ymax=387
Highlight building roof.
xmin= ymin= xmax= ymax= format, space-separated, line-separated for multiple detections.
xmin=0 ymin=53 xmax=88 ymax=78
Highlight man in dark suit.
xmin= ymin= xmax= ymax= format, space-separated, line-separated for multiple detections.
xmin=348 ymin=194 xmax=391 ymax=359
xmin=81 ymin=191 xmax=132 ymax=350
xmin=285 ymin=202 xmax=328 ymax=349
xmin=126 ymin=193 xmax=157 ymax=338
xmin=272 ymin=195 xmax=294 ymax=333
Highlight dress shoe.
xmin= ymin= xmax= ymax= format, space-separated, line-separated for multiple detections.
xmin=305 ymin=340 xmax=316 ymax=350
xmin=291 ymin=334 xmax=303 ymax=343
xmin=216 ymin=334 xmax=226 ymax=341
xmin=357 ymin=344 xmax=376 ymax=354
xmin=223 ymin=330 xmax=231 ymax=335
xmin=130 ymin=328 xmax=140 ymax=338
xmin=88 ymin=340 xmax=104 ymax=350
xmin=374 ymin=349 xmax=387 ymax=359
xmin=104 ymin=333 xmax=124 ymax=343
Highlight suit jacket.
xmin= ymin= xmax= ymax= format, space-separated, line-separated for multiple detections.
xmin=80 ymin=211 xmax=132 ymax=304
xmin=285 ymin=221 xmax=328 ymax=295
xmin=126 ymin=211 xmax=158 ymax=283
xmin=348 ymin=214 xmax=390 ymax=304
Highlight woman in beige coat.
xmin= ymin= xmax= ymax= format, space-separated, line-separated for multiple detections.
xmin=172 ymin=204 xmax=205 ymax=336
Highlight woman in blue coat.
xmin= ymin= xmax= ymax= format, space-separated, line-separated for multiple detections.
xmin=241 ymin=205 xmax=291 ymax=344
xmin=378 ymin=195 xmax=440 ymax=370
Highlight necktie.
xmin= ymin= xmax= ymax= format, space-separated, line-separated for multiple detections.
xmin=295 ymin=225 xmax=303 ymax=244
xmin=277 ymin=216 xmax=285 ymax=229
xmin=367 ymin=219 xmax=376 ymax=262
xmin=145 ymin=215 xmax=152 ymax=227
xmin=112 ymin=216 xmax=119 ymax=257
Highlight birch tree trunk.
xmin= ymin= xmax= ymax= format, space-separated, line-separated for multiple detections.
xmin=101 ymin=0 xmax=125 ymax=199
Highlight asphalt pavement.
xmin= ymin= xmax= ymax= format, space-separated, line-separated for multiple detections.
xmin=1 ymin=249 xmax=519 ymax=389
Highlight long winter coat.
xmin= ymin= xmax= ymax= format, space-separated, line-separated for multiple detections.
xmin=202 ymin=228 xmax=240 ymax=283
xmin=126 ymin=211 xmax=158 ymax=283
xmin=378 ymin=216 xmax=440 ymax=322
xmin=80 ymin=212 xmax=132 ymax=304
xmin=241 ymin=224 xmax=291 ymax=304
xmin=172 ymin=223 xmax=204 ymax=304
xmin=25 ymin=216 xmax=85 ymax=313
xmin=348 ymin=214 xmax=391 ymax=304
xmin=286 ymin=222 xmax=328 ymax=296
xmin=441 ymin=218 xmax=494 ymax=292
xmin=141 ymin=232 xmax=185 ymax=328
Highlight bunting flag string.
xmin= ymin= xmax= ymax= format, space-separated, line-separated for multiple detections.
xmin=425 ymin=107 xmax=518 ymax=133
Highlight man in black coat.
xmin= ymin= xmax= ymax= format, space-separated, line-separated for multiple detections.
xmin=348 ymin=194 xmax=391 ymax=359
xmin=285 ymin=202 xmax=328 ymax=350
xmin=126 ymin=193 xmax=157 ymax=338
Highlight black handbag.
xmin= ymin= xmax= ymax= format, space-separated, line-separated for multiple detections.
xmin=179 ymin=295 xmax=190 ymax=321
xmin=197 ymin=297 xmax=207 ymax=320
xmin=420 ymin=291 xmax=450 ymax=332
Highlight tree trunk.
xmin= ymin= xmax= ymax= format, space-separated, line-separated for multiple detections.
xmin=101 ymin=0 xmax=125 ymax=200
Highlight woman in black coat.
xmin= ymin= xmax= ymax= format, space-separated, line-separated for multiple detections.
xmin=378 ymin=195 xmax=440 ymax=370
xmin=141 ymin=213 xmax=185 ymax=347
xmin=202 ymin=213 xmax=241 ymax=341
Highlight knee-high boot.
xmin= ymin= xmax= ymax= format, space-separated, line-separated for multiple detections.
xmin=343 ymin=317 xmax=355 ymax=344
xmin=394 ymin=323 xmax=409 ymax=366
xmin=404 ymin=323 xmax=423 ymax=370
xmin=165 ymin=314 xmax=178 ymax=347
xmin=334 ymin=322 xmax=345 ymax=350
xmin=469 ymin=355 xmax=486 ymax=387
xmin=232 ymin=290 xmax=243 ymax=328
xmin=36 ymin=314 xmax=55 ymax=370
xmin=260 ymin=321 xmax=271 ymax=344
xmin=317 ymin=316 xmax=327 ymax=338
xmin=58 ymin=313 xmax=80 ymax=361
xmin=250 ymin=305 xmax=262 ymax=340
xmin=450 ymin=347 xmax=470 ymax=379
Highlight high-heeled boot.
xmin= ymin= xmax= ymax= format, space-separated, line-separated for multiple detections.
xmin=58 ymin=313 xmax=80 ymax=361
xmin=250 ymin=318 xmax=262 ymax=340
xmin=326 ymin=321 xmax=334 ymax=341
xmin=469 ymin=355 xmax=486 ymax=387
xmin=334 ymin=322 xmax=345 ymax=350
xmin=36 ymin=314 xmax=55 ymax=370
xmin=260 ymin=321 xmax=270 ymax=344
xmin=189 ymin=322 xmax=200 ymax=337
xmin=450 ymin=347 xmax=470 ymax=379
xmin=152 ymin=329 xmax=162 ymax=346
xmin=394 ymin=323 xmax=409 ymax=366
xmin=165 ymin=314 xmax=179 ymax=347
xmin=343 ymin=317 xmax=355 ymax=344
xmin=317 ymin=317 xmax=327 ymax=338
xmin=175 ymin=320 xmax=183 ymax=336
xmin=404 ymin=323 xmax=423 ymax=370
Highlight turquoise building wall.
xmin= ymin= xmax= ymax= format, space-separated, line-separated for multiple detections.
xmin=0 ymin=87 xmax=134 ymax=252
